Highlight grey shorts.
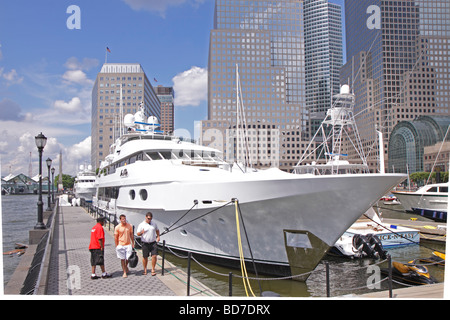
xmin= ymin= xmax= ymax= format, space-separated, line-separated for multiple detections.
xmin=90 ymin=249 xmax=104 ymax=266
xmin=142 ymin=241 xmax=157 ymax=258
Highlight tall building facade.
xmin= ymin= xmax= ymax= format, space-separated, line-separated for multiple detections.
xmin=155 ymin=85 xmax=175 ymax=135
xmin=91 ymin=63 xmax=161 ymax=169
xmin=341 ymin=0 xmax=450 ymax=173
xmin=304 ymin=0 xmax=343 ymax=124
xmin=201 ymin=0 xmax=342 ymax=171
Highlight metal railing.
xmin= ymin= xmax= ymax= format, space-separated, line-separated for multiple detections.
xmin=20 ymin=198 xmax=58 ymax=295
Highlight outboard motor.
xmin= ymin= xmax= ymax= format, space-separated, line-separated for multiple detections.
xmin=352 ymin=234 xmax=386 ymax=259
xmin=367 ymin=234 xmax=387 ymax=260
xmin=352 ymin=234 xmax=372 ymax=258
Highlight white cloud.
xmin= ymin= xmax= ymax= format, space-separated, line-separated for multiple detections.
xmin=2 ymin=68 xmax=23 ymax=85
xmin=54 ymin=97 xmax=82 ymax=113
xmin=172 ymin=66 xmax=207 ymax=107
xmin=66 ymin=136 xmax=91 ymax=164
xmin=122 ymin=0 xmax=205 ymax=17
xmin=62 ymin=70 xmax=93 ymax=86
xmin=64 ymin=57 xmax=99 ymax=71
xmin=0 ymin=125 xmax=90 ymax=177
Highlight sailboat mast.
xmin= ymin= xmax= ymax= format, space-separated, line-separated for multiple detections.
xmin=120 ymin=83 xmax=123 ymax=137
xmin=236 ymin=65 xmax=240 ymax=164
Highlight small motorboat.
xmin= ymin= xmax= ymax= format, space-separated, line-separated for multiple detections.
xmin=382 ymin=261 xmax=437 ymax=285
xmin=419 ymin=251 xmax=445 ymax=267
xmin=380 ymin=195 xmax=401 ymax=205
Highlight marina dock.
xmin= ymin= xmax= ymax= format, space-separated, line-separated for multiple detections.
xmin=4 ymin=199 xmax=446 ymax=299
xmin=4 ymin=201 xmax=219 ymax=297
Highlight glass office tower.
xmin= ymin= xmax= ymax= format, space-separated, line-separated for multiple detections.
xmin=304 ymin=0 xmax=343 ymax=117
xmin=203 ymin=0 xmax=342 ymax=171
xmin=342 ymin=0 xmax=450 ymax=173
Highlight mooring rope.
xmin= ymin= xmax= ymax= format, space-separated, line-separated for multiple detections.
xmin=234 ymin=199 xmax=255 ymax=297
xmin=160 ymin=200 xmax=233 ymax=236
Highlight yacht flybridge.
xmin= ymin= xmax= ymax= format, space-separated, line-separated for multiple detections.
xmin=294 ymin=85 xmax=372 ymax=175
xmin=93 ymin=101 xmax=406 ymax=280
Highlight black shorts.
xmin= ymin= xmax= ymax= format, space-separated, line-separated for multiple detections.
xmin=90 ymin=249 xmax=104 ymax=266
xmin=142 ymin=242 xmax=157 ymax=258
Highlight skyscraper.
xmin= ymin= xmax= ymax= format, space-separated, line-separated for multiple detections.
xmin=154 ymin=85 xmax=175 ymax=135
xmin=91 ymin=63 xmax=161 ymax=169
xmin=342 ymin=0 xmax=450 ymax=173
xmin=304 ymin=0 xmax=343 ymax=121
xmin=201 ymin=0 xmax=342 ymax=171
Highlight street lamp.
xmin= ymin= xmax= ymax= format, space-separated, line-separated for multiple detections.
xmin=46 ymin=158 xmax=52 ymax=211
xmin=51 ymin=167 xmax=55 ymax=204
xmin=34 ymin=132 xmax=47 ymax=230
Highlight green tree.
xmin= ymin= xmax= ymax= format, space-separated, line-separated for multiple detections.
xmin=54 ymin=174 xmax=75 ymax=189
xmin=409 ymin=171 xmax=448 ymax=186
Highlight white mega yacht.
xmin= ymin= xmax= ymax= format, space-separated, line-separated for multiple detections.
xmin=73 ymin=164 xmax=97 ymax=202
xmin=93 ymin=103 xmax=406 ymax=279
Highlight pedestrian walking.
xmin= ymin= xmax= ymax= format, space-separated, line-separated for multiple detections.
xmin=114 ymin=214 xmax=134 ymax=278
xmin=136 ymin=212 xmax=160 ymax=276
xmin=89 ymin=217 xmax=112 ymax=279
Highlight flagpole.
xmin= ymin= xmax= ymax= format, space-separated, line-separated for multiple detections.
xmin=105 ymin=49 xmax=108 ymax=64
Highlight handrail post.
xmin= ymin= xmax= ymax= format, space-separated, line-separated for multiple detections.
xmin=325 ymin=262 xmax=330 ymax=297
xmin=388 ymin=255 xmax=393 ymax=298
xmin=229 ymin=272 xmax=233 ymax=296
xmin=187 ymin=252 xmax=192 ymax=296
xmin=161 ymin=240 xmax=166 ymax=276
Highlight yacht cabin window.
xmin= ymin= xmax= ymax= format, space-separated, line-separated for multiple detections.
xmin=103 ymin=149 xmax=224 ymax=176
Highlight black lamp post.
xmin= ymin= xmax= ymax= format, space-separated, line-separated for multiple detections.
xmin=34 ymin=132 xmax=47 ymax=230
xmin=51 ymin=167 xmax=55 ymax=204
xmin=46 ymin=158 xmax=52 ymax=211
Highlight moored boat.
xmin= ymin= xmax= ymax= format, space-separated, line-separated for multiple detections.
xmin=73 ymin=164 xmax=96 ymax=202
xmin=392 ymin=182 xmax=448 ymax=213
xmin=92 ymin=101 xmax=406 ymax=280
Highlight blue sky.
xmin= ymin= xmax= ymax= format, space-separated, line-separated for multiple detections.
xmin=0 ymin=0 xmax=344 ymax=176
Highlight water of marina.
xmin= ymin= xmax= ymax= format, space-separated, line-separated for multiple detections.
xmin=1 ymin=194 xmax=40 ymax=287
xmin=1 ymin=195 xmax=446 ymax=296
xmin=162 ymin=204 xmax=446 ymax=297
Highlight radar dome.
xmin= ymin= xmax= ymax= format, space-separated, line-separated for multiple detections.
xmin=147 ymin=116 xmax=159 ymax=126
xmin=124 ymin=114 xmax=135 ymax=127
xmin=340 ymin=85 xmax=350 ymax=94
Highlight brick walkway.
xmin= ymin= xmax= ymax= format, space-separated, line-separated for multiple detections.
xmin=46 ymin=205 xmax=176 ymax=296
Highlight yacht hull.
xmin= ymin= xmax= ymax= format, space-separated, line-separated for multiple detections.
xmin=74 ymin=188 xmax=96 ymax=201
xmin=97 ymin=170 xmax=405 ymax=279
xmin=392 ymin=191 xmax=448 ymax=212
